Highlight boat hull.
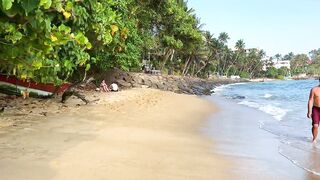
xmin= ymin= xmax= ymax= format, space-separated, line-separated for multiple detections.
xmin=0 ymin=75 xmax=70 ymax=98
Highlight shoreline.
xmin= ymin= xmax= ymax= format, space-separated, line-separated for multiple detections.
xmin=1 ymin=80 xmax=316 ymax=179
xmin=0 ymin=88 xmax=231 ymax=179
xmin=205 ymin=95 xmax=319 ymax=179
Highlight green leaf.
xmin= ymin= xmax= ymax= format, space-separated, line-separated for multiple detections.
xmin=65 ymin=1 xmax=72 ymax=11
xmin=58 ymin=24 xmax=71 ymax=34
xmin=32 ymin=60 xmax=42 ymax=70
xmin=2 ymin=0 xmax=14 ymax=10
xmin=39 ymin=0 xmax=51 ymax=9
xmin=86 ymin=42 xmax=92 ymax=49
xmin=75 ymin=32 xmax=88 ymax=45
xmin=1 ymin=3 xmax=19 ymax=17
xmin=85 ymin=64 xmax=90 ymax=71
xmin=21 ymin=0 xmax=40 ymax=14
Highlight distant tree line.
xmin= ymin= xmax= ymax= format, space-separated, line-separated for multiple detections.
xmin=263 ymin=50 xmax=320 ymax=79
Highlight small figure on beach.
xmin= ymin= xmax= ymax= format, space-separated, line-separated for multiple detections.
xmin=100 ymin=80 xmax=110 ymax=92
xmin=21 ymin=89 xmax=29 ymax=99
xmin=307 ymin=78 xmax=320 ymax=143
xmin=109 ymin=82 xmax=119 ymax=92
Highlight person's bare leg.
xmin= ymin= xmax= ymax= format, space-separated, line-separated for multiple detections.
xmin=312 ymin=124 xmax=319 ymax=143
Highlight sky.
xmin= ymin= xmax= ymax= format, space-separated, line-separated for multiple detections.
xmin=187 ymin=0 xmax=320 ymax=57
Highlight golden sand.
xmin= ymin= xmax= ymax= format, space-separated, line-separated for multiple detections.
xmin=0 ymin=88 xmax=229 ymax=180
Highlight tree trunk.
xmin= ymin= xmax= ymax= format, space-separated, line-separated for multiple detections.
xmin=160 ymin=49 xmax=173 ymax=70
xmin=221 ymin=53 xmax=228 ymax=75
xmin=195 ymin=60 xmax=209 ymax=76
xmin=182 ymin=56 xmax=191 ymax=75
xmin=184 ymin=56 xmax=194 ymax=76
xmin=191 ymin=61 xmax=196 ymax=76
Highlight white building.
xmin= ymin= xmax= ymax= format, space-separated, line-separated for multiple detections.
xmin=273 ymin=60 xmax=290 ymax=69
xmin=262 ymin=57 xmax=291 ymax=71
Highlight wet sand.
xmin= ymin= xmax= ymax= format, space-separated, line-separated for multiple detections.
xmin=0 ymin=88 xmax=230 ymax=180
xmin=204 ymin=95 xmax=319 ymax=180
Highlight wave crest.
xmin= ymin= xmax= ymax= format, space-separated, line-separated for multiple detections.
xmin=238 ymin=100 xmax=289 ymax=121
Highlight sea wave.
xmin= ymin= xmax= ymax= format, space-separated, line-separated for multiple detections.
xmin=259 ymin=105 xmax=289 ymax=121
xmin=212 ymin=84 xmax=232 ymax=93
xmin=263 ymin=93 xmax=273 ymax=98
xmin=238 ymin=100 xmax=260 ymax=108
xmin=212 ymin=82 xmax=249 ymax=93
xmin=238 ymin=100 xmax=289 ymax=121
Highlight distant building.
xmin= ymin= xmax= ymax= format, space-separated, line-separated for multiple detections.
xmin=273 ymin=60 xmax=290 ymax=69
xmin=262 ymin=57 xmax=290 ymax=70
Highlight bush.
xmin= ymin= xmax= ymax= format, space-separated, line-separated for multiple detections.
xmin=239 ymin=71 xmax=250 ymax=78
xmin=266 ymin=67 xmax=278 ymax=78
xmin=276 ymin=75 xmax=284 ymax=80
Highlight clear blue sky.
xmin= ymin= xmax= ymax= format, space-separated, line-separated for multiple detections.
xmin=188 ymin=0 xmax=320 ymax=56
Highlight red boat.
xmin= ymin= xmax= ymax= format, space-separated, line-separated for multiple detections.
xmin=0 ymin=74 xmax=70 ymax=98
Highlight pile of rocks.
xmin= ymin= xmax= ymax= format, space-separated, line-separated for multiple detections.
xmin=101 ymin=69 xmax=246 ymax=96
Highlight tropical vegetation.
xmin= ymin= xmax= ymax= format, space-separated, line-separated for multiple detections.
xmin=0 ymin=0 xmax=318 ymax=85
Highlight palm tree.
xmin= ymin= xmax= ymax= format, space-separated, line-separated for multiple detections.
xmin=274 ymin=53 xmax=282 ymax=62
xmin=235 ymin=39 xmax=245 ymax=51
xmin=218 ymin=32 xmax=230 ymax=44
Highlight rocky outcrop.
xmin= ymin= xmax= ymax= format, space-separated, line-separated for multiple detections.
xmin=99 ymin=69 xmax=247 ymax=96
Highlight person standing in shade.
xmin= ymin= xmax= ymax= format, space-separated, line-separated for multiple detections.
xmin=307 ymin=78 xmax=320 ymax=143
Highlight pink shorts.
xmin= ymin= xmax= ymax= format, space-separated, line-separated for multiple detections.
xmin=312 ymin=106 xmax=320 ymax=125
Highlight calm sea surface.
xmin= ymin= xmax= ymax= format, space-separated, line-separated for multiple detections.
xmin=214 ymin=79 xmax=320 ymax=176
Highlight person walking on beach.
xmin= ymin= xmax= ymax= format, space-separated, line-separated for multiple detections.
xmin=307 ymin=78 xmax=320 ymax=143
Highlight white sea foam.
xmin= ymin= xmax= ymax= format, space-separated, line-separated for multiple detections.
xmin=212 ymin=84 xmax=231 ymax=93
xmin=212 ymin=82 xmax=249 ymax=93
xmin=238 ymin=100 xmax=289 ymax=121
xmin=238 ymin=100 xmax=260 ymax=109
xmin=232 ymin=82 xmax=248 ymax=85
xmin=258 ymin=105 xmax=289 ymax=121
xmin=263 ymin=93 xmax=273 ymax=98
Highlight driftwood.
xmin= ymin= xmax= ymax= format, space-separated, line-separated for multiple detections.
xmin=61 ymin=77 xmax=95 ymax=104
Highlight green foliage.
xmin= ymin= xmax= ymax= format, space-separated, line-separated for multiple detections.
xmin=2 ymin=0 xmax=316 ymax=85
xmin=277 ymin=67 xmax=289 ymax=77
xmin=239 ymin=71 xmax=250 ymax=78
xmin=21 ymin=0 xmax=40 ymax=14
xmin=1 ymin=0 xmax=14 ymax=10
xmin=290 ymin=54 xmax=309 ymax=75
xmin=306 ymin=55 xmax=320 ymax=76
xmin=0 ymin=0 xmax=143 ymax=84
xmin=264 ymin=67 xmax=289 ymax=79
xmin=276 ymin=75 xmax=284 ymax=80
xmin=266 ymin=67 xmax=278 ymax=78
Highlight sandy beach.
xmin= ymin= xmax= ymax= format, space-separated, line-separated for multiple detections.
xmin=1 ymin=87 xmax=320 ymax=180
xmin=0 ymin=88 xmax=230 ymax=180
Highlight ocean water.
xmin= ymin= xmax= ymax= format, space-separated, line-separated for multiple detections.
xmin=213 ymin=79 xmax=320 ymax=176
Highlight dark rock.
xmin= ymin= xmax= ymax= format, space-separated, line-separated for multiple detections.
xmin=132 ymin=76 xmax=143 ymax=84
xmin=144 ymin=79 xmax=153 ymax=87
xmin=151 ymin=83 xmax=158 ymax=89
xmin=232 ymin=95 xmax=246 ymax=99
xmin=117 ymin=80 xmax=132 ymax=88
xmin=132 ymin=83 xmax=142 ymax=88
xmin=99 ymin=68 xmax=249 ymax=96
xmin=40 ymin=112 xmax=47 ymax=116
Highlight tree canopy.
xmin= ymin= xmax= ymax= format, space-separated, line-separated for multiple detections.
xmin=0 ymin=0 xmax=318 ymax=84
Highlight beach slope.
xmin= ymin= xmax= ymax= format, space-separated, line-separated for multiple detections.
xmin=0 ymin=89 xmax=229 ymax=180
